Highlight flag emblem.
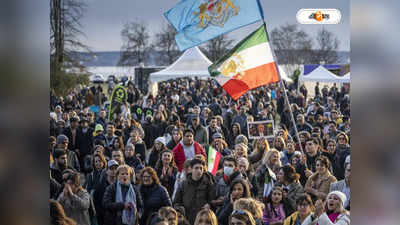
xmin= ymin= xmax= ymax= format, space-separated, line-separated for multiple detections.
xmin=220 ymin=53 xmax=245 ymax=78
xmin=194 ymin=0 xmax=240 ymax=28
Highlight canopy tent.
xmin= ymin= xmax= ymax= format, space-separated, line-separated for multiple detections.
xmin=148 ymin=46 xmax=293 ymax=96
xmin=149 ymin=46 xmax=293 ymax=83
xmin=298 ymin=66 xmax=349 ymax=99
xmin=299 ymin=66 xmax=346 ymax=83
xmin=340 ymin=72 xmax=350 ymax=83
xmin=149 ymin=46 xmax=212 ymax=83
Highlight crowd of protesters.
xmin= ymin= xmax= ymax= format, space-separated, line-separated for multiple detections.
xmin=50 ymin=77 xmax=350 ymax=225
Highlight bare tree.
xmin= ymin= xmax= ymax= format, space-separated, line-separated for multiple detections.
xmin=50 ymin=0 xmax=90 ymax=95
xmin=118 ymin=21 xmax=150 ymax=66
xmin=270 ymin=23 xmax=313 ymax=75
xmin=154 ymin=24 xmax=180 ymax=65
xmin=203 ymin=34 xmax=234 ymax=62
xmin=311 ymin=27 xmax=340 ymax=64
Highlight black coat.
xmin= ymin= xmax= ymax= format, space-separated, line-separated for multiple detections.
xmin=76 ymin=127 xmax=93 ymax=156
xmin=102 ymin=182 xmax=144 ymax=225
xmin=138 ymin=184 xmax=172 ymax=225
xmin=93 ymin=176 xmax=113 ymax=225
xmin=216 ymin=201 xmax=233 ymax=225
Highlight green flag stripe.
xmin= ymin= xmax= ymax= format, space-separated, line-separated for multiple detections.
xmin=209 ymin=24 xmax=268 ymax=76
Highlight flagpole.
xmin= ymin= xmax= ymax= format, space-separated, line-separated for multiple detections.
xmin=263 ymin=22 xmax=304 ymax=153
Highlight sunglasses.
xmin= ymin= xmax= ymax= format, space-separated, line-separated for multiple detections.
xmin=231 ymin=210 xmax=247 ymax=216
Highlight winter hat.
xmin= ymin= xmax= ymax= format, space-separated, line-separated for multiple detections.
xmin=94 ymin=124 xmax=104 ymax=133
xmin=107 ymin=159 xmax=119 ymax=168
xmin=327 ymin=191 xmax=347 ymax=207
xmin=56 ymin=135 xmax=69 ymax=145
xmin=212 ymin=132 xmax=224 ymax=140
xmin=155 ymin=137 xmax=166 ymax=146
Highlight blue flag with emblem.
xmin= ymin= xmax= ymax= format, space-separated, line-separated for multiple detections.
xmin=164 ymin=0 xmax=264 ymax=51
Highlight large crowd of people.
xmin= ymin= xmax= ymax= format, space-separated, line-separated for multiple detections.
xmin=50 ymin=77 xmax=350 ymax=225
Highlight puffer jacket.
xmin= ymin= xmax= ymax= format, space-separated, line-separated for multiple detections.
xmin=174 ymin=173 xmax=216 ymax=225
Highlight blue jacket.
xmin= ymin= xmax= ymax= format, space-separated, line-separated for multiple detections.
xmin=138 ymin=184 xmax=172 ymax=225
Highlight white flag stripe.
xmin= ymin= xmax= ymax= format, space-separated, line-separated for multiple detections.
xmin=216 ymin=42 xmax=275 ymax=86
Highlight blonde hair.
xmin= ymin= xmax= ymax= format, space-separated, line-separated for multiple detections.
xmin=194 ymin=209 xmax=218 ymax=225
xmin=116 ymin=165 xmax=133 ymax=177
xmin=233 ymin=198 xmax=265 ymax=219
xmin=262 ymin=148 xmax=281 ymax=167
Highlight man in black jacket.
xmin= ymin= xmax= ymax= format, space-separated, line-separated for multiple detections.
xmin=93 ymin=160 xmax=118 ymax=225
xmin=76 ymin=118 xmax=93 ymax=173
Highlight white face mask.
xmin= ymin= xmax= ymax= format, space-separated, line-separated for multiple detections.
xmin=224 ymin=166 xmax=234 ymax=176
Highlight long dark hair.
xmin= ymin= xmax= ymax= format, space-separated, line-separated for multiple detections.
xmin=263 ymin=186 xmax=293 ymax=220
xmin=155 ymin=149 xmax=178 ymax=172
xmin=229 ymin=179 xmax=251 ymax=198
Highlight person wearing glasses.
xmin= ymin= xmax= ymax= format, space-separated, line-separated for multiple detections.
xmin=229 ymin=209 xmax=256 ymax=225
xmin=283 ymin=194 xmax=314 ymax=225
xmin=333 ymin=132 xmax=350 ymax=180
xmin=138 ymin=167 xmax=172 ymax=225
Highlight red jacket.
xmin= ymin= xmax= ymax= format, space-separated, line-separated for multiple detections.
xmin=173 ymin=141 xmax=206 ymax=172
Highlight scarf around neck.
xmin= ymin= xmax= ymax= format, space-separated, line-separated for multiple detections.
xmin=116 ymin=181 xmax=137 ymax=225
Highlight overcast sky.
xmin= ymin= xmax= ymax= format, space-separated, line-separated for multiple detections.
xmin=79 ymin=0 xmax=350 ymax=51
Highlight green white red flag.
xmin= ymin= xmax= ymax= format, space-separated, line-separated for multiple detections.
xmin=207 ymin=146 xmax=221 ymax=176
xmin=208 ymin=24 xmax=280 ymax=100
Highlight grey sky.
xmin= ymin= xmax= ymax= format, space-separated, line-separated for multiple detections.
xmin=80 ymin=0 xmax=349 ymax=51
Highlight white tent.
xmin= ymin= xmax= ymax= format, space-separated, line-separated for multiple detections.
xmin=299 ymin=66 xmax=345 ymax=83
xmin=149 ymin=46 xmax=212 ymax=83
xmin=298 ymin=66 xmax=349 ymax=98
xmin=149 ymin=46 xmax=293 ymax=83
xmin=340 ymin=72 xmax=350 ymax=83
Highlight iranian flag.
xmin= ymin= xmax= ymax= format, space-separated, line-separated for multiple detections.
xmin=208 ymin=24 xmax=280 ymax=100
xmin=207 ymin=146 xmax=221 ymax=176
